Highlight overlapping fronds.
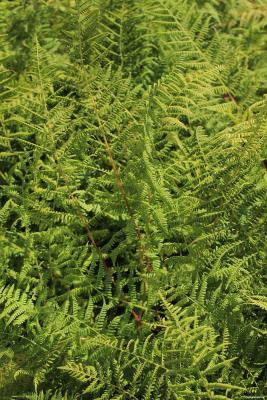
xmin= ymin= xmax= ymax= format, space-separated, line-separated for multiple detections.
xmin=0 ymin=0 xmax=266 ymax=398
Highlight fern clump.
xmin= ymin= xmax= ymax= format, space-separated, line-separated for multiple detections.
xmin=0 ymin=0 xmax=266 ymax=399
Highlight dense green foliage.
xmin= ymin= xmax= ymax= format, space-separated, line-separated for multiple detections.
xmin=0 ymin=0 xmax=267 ymax=398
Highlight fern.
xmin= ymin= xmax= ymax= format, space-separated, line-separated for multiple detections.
xmin=0 ymin=0 xmax=266 ymax=398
